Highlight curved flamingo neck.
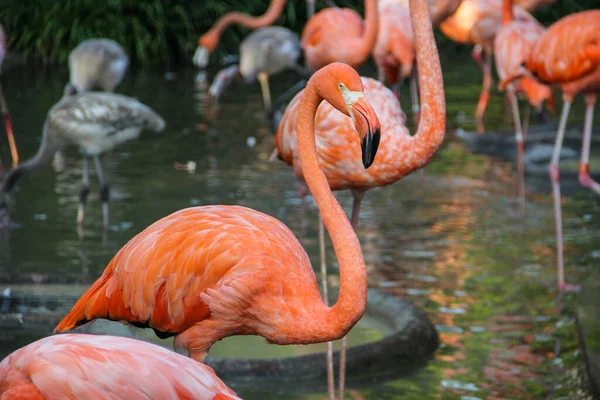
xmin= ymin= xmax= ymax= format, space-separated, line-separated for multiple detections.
xmin=405 ymin=0 xmax=446 ymax=171
xmin=502 ymin=0 xmax=514 ymax=24
xmin=296 ymin=72 xmax=367 ymax=339
xmin=199 ymin=0 xmax=287 ymax=51
xmin=352 ymin=0 xmax=379 ymax=65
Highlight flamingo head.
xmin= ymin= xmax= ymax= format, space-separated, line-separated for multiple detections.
xmin=194 ymin=34 xmax=218 ymax=68
xmin=321 ymin=64 xmax=381 ymax=169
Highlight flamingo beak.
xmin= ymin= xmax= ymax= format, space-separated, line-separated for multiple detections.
xmin=350 ymin=96 xmax=381 ymax=169
xmin=193 ymin=46 xmax=210 ymax=68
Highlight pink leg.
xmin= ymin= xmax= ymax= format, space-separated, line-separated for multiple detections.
xmin=578 ymin=94 xmax=600 ymax=194
xmin=508 ymin=88 xmax=526 ymax=215
xmin=0 ymin=82 xmax=18 ymax=167
xmin=338 ymin=190 xmax=365 ymax=400
xmin=319 ymin=214 xmax=335 ymax=400
xmin=550 ymin=99 xmax=580 ymax=292
xmin=475 ymin=50 xmax=492 ymax=133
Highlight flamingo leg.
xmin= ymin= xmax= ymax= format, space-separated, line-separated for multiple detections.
xmin=550 ymin=99 xmax=579 ymax=292
xmin=410 ymin=67 xmax=420 ymax=126
xmin=307 ymin=0 xmax=315 ymax=18
xmin=257 ymin=72 xmax=272 ymax=112
xmin=338 ymin=190 xmax=365 ymax=400
xmin=508 ymin=88 xmax=525 ymax=215
xmin=76 ymin=155 xmax=90 ymax=226
xmin=475 ymin=50 xmax=492 ymax=133
xmin=92 ymin=155 xmax=110 ymax=230
xmin=319 ymin=214 xmax=335 ymax=400
xmin=0 ymin=82 xmax=18 ymax=166
xmin=577 ymin=94 xmax=600 ymax=194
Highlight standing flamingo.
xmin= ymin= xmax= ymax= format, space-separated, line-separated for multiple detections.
xmin=439 ymin=0 xmax=539 ymax=131
xmin=55 ymin=63 xmax=381 ymax=376
xmin=523 ymin=10 xmax=600 ymax=292
xmin=0 ymin=92 xmax=165 ymax=229
xmin=0 ymin=24 xmax=18 ymax=167
xmin=301 ymin=0 xmax=379 ymax=72
xmin=207 ymin=27 xmax=303 ymax=112
xmin=493 ymin=0 xmax=553 ymax=209
xmin=67 ymin=39 xmax=129 ymax=94
xmin=0 ymin=334 xmax=240 ymax=399
xmin=372 ymin=0 xmax=460 ymax=124
xmin=274 ymin=0 xmax=445 ymax=396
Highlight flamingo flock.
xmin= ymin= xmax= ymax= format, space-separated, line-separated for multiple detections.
xmin=0 ymin=0 xmax=598 ymax=399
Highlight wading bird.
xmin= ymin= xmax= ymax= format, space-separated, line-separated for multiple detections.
xmin=208 ymin=26 xmax=303 ymax=112
xmin=523 ymin=10 xmax=600 ymax=292
xmin=439 ymin=0 xmax=539 ymax=131
xmin=54 ymin=64 xmax=381 ymax=378
xmin=373 ymin=0 xmax=461 ymax=124
xmin=493 ymin=0 xmax=552 ymax=208
xmin=0 ymin=334 xmax=240 ymax=399
xmin=0 ymin=24 xmax=18 ymax=167
xmin=301 ymin=0 xmax=379 ymax=72
xmin=274 ymin=0 xmax=445 ymax=396
xmin=0 ymin=92 xmax=165 ymax=229
xmin=68 ymin=39 xmax=129 ymax=93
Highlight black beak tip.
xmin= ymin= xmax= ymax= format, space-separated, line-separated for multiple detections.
xmin=361 ymin=127 xmax=381 ymax=169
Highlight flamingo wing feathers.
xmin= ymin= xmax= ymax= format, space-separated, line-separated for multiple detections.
xmin=527 ymin=11 xmax=600 ymax=83
xmin=0 ymin=334 xmax=240 ymax=400
xmin=55 ymin=206 xmax=309 ymax=336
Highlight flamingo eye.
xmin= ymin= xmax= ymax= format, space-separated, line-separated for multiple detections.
xmin=338 ymin=83 xmax=344 ymax=90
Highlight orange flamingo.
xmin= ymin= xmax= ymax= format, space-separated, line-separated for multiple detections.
xmin=493 ymin=0 xmax=553 ymax=209
xmin=0 ymin=334 xmax=240 ymax=399
xmin=301 ymin=0 xmax=379 ymax=72
xmin=523 ymin=10 xmax=600 ymax=292
xmin=0 ymin=24 xmax=19 ymax=167
xmin=439 ymin=0 xmax=538 ymax=131
xmin=55 ymin=63 xmax=381 ymax=367
xmin=274 ymin=0 xmax=445 ymax=396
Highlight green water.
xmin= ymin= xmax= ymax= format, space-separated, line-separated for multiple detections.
xmin=0 ymin=49 xmax=596 ymax=398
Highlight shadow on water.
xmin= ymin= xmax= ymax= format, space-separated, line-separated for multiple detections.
xmin=0 ymin=50 xmax=596 ymax=398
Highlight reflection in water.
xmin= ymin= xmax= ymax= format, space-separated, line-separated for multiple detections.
xmin=0 ymin=53 xmax=594 ymax=398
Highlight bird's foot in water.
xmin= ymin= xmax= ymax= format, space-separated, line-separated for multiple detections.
xmin=558 ymin=282 xmax=581 ymax=292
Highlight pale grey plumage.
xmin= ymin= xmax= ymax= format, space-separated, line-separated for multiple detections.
xmin=1 ymin=92 xmax=164 ymax=228
xmin=209 ymin=26 xmax=304 ymax=111
xmin=69 ymin=39 xmax=129 ymax=93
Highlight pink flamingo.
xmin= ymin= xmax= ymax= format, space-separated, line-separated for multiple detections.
xmin=0 ymin=334 xmax=240 ymax=399
xmin=273 ymin=0 xmax=445 ymax=396
xmin=0 ymin=24 xmax=19 ymax=167
xmin=493 ymin=0 xmax=553 ymax=209
xmin=523 ymin=10 xmax=600 ymax=292
xmin=301 ymin=0 xmax=379 ymax=72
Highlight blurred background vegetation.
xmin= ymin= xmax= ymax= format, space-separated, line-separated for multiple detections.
xmin=0 ymin=0 xmax=598 ymax=65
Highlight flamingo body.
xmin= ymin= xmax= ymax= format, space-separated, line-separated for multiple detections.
xmin=527 ymin=10 xmax=600 ymax=96
xmin=0 ymin=334 xmax=239 ymax=400
xmin=494 ymin=20 xmax=552 ymax=109
xmin=275 ymin=77 xmax=441 ymax=190
xmin=69 ymin=39 xmax=129 ymax=93
xmin=373 ymin=2 xmax=414 ymax=85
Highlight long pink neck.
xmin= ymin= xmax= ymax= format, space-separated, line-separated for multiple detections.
xmin=296 ymin=74 xmax=367 ymax=340
xmin=348 ymin=0 xmax=379 ymax=67
xmin=402 ymin=0 xmax=446 ymax=173
xmin=502 ymin=0 xmax=514 ymax=24
xmin=200 ymin=0 xmax=286 ymax=51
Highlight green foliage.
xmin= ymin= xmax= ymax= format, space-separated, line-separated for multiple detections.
xmin=0 ymin=0 xmax=597 ymax=65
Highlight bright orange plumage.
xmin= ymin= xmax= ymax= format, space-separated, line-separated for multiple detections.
xmin=527 ymin=10 xmax=600 ymax=91
xmin=0 ymin=334 xmax=240 ymax=400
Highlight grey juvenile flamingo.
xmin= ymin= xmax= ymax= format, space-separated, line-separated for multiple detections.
xmin=1 ymin=92 xmax=164 ymax=229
